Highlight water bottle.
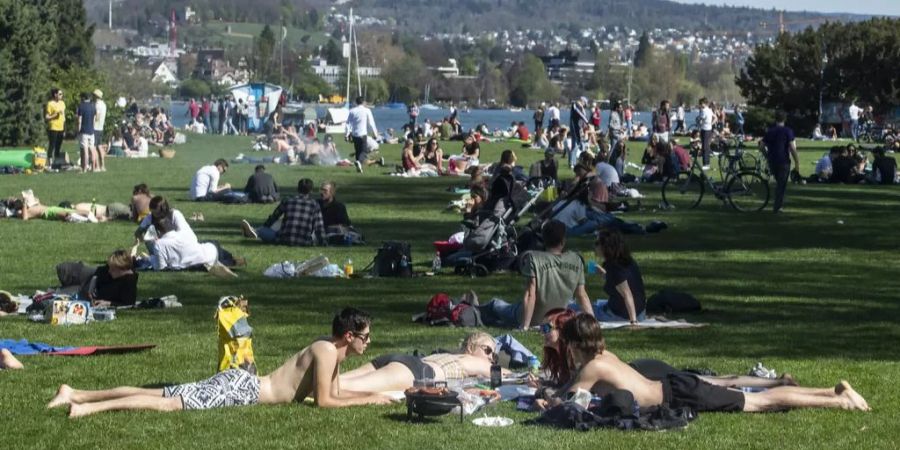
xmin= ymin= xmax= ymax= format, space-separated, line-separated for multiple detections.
xmin=586 ymin=260 xmax=598 ymax=275
xmin=527 ymin=356 xmax=541 ymax=376
xmin=431 ymin=252 xmax=442 ymax=274
xmin=490 ymin=362 xmax=502 ymax=389
xmin=344 ymin=258 xmax=354 ymax=277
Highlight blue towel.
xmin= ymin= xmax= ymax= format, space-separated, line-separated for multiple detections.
xmin=495 ymin=334 xmax=537 ymax=366
xmin=0 ymin=339 xmax=76 ymax=355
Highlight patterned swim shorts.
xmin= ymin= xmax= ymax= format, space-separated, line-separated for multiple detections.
xmin=163 ymin=369 xmax=260 ymax=410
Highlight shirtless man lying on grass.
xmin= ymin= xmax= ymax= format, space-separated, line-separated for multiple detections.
xmin=545 ymin=313 xmax=870 ymax=413
xmin=48 ymin=307 xmax=394 ymax=418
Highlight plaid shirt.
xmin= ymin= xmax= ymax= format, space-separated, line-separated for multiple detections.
xmin=264 ymin=195 xmax=325 ymax=246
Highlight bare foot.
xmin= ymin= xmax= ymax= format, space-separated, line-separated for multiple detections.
xmin=0 ymin=349 xmax=24 ymax=369
xmin=68 ymin=402 xmax=88 ymax=418
xmin=778 ymin=373 xmax=798 ymax=386
xmin=48 ymin=384 xmax=73 ymax=409
xmin=836 ymin=380 xmax=870 ymax=411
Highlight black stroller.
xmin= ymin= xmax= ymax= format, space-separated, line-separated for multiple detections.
xmin=453 ymin=183 xmax=544 ymax=277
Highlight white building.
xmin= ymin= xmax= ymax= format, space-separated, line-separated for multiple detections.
xmin=152 ymin=62 xmax=178 ymax=87
xmin=310 ymin=58 xmax=381 ymax=87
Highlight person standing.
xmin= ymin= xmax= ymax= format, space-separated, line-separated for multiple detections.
xmin=76 ymin=92 xmax=97 ymax=173
xmin=217 ymin=97 xmax=226 ymax=135
xmin=548 ymin=102 xmax=561 ymax=131
xmin=92 ymin=90 xmax=107 ymax=172
xmin=45 ymin=88 xmax=66 ymax=167
xmin=569 ymin=97 xmax=589 ymax=169
xmin=735 ymin=106 xmax=745 ymax=136
xmin=608 ymin=102 xmax=625 ymax=160
xmin=652 ymin=100 xmax=671 ymax=144
xmin=675 ymin=103 xmax=686 ymax=134
xmin=407 ymin=102 xmax=419 ymax=131
xmin=623 ymin=103 xmax=634 ymax=138
xmin=698 ymin=98 xmax=714 ymax=169
xmin=848 ymin=100 xmax=861 ymax=142
xmin=201 ymin=97 xmax=212 ymax=133
xmin=533 ymin=103 xmax=545 ymax=135
xmin=345 ymin=96 xmax=379 ymax=174
xmin=762 ymin=111 xmax=800 ymax=213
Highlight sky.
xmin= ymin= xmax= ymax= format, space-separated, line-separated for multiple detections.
xmin=672 ymin=0 xmax=900 ymax=16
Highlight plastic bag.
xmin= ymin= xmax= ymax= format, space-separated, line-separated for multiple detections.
xmin=310 ymin=263 xmax=346 ymax=278
xmin=263 ymin=261 xmax=296 ymax=278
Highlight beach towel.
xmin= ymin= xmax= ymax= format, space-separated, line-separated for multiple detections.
xmin=600 ymin=318 xmax=706 ymax=330
xmin=0 ymin=339 xmax=75 ymax=355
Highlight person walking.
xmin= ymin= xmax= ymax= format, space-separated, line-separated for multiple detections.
xmin=698 ymin=98 xmax=714 ymax=169
xmin=762 ymin=111 xmax=800 ymax=213
xmin=345 ymin=97 xmax=379 ymax=174
xmin=45 ymin=88 xmax=66 ymax=167
xmin=533 ymin=103 xmax=545 ymax=134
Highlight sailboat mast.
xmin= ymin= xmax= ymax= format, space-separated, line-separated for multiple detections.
xmin=345 ymin=8 xmax=353 ymax=107
xmin=353 ymin=21 xmax=362 ymax=97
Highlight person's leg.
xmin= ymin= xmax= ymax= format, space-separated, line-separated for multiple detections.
xmin=255 ymin=226 xmax=278 ymax=243
xmin=339 ymin=362 xmax=415 ymax=393
xmin=48 ymin=384 xmax=163 ymax=408
xmin=701 ymin=130 xmax=712 ymax=166
xmin=700 ymin=374 xmax=797 ymax=388
xmin=68 ymin=394 xmax=182 ymax=418
xmin=476 ymin=299 xmax=521 ymax=328
xmin=851 ymin=119 xmax=859 ymax=142
xmin=340 ymin=362 xmax=377 ymax=379
xmin=742 ymin=381 xmax=869 ymax=412
xmin=771 ymin=162 xmax=790 ymax=212
xmin=79 ymin=137 xmax=89 ymax=172
xmin=0 ymin=348 xmax=23 ymax=370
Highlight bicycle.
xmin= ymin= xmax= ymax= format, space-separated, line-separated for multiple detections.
xmin=661 ymin=147 xmax=770 ymax=212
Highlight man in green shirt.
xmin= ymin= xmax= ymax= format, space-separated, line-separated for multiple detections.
xmin=478 ymin=220 xmax=594 ymax=329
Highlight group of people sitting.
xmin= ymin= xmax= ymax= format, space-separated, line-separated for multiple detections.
xmin=42 ymin=306 xmax=869 ymax=418
xmin=396 ymin=132 xmax=481 ymax=177
xmin=812 ymin=143 xmax=898 ymax=184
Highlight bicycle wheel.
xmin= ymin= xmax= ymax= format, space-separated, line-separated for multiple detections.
xmin=662 ymin=171 xmax=704 ymax=210
xmin=726 ymin=171 xmax=769 ymax=212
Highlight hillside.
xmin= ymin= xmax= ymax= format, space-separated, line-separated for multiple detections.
xmin=86 ymin=0 xmax=867 ymax=35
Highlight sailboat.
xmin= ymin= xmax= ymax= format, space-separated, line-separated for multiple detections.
xmin=420 ymin=84 xmax=440 ymax=110
xmin=324 ymin=8 xmax=363 ymax=135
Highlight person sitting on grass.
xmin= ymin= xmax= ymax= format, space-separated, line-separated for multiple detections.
xmin=532 ymin=308 xmax=799 ymax=404
xmin=1 ymin=349 xmax=23 ymax=370
xmin=476 ymin=220 xmax=594 ymax=330
xmin=47 ymin=308 xmax=394 ymax=418
xmin=146 ymin=213 xmax=243 ymax=277
xmin=131 ymin=184 xmax=152 ymax=223
xmin=189 ymin=159 xmax=232 ymax=201
xmin=870 ymin=147 xmax=897 ymax=184
xmin=318 ymin=181 xmax=350 ymax=230
xmin=421 ymin=138 xmax=445 ymax=175
xmin=240 ymin=178 xmax=326 ymax=246
xmin=244 ymin=165 xmax=279 ymax=204
xmin=56 ymin=249 xmax=139 ymax=308
xmin=340 ymin=332 xmax=500 ymax=393
xmin=538 ymin=313 xmax=869 ymax=413
xmin=574 ymin=229 xmax=646 ymax=323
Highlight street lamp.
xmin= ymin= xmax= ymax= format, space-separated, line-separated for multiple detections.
xmin=818 ymin=46 xmax=828 ymax=123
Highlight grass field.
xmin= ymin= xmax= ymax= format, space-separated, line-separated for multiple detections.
xmin=1 ymin=133 xmax=898 ymax=449
xmin=183 ymin=21 xmax=332 ymax=50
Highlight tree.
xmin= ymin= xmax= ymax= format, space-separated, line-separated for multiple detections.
xmin=0 ymin=1 xmax=53 ymax=146
xmin=291 ymin=57 xmax=333 ymax=101
xmin=633 ymin=31 xmax=653 ymax=68
xmin=382 ymin=54 xmax=428 ymax=103
xmin=254 ymin=25 xmax=277 ymax=82
xmin=324 ymin=39 xmax=343 ymax=65
xmin=180 ymin=78 xmax=212 ymax=99
xmin=48 ymin=0 xmax=94 ymax=71
xmin=507 ymin=54 xmax=559 ymax=107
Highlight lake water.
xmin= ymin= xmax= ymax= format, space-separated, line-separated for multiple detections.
xmin=165 ymin=102 xmax=700 ymax=134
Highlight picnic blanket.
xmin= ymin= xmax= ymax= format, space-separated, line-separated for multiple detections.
xmin=600 ymin=318 xmax=706 ymax=330
xmin=0 ymin=339 xmax=155 ymax=356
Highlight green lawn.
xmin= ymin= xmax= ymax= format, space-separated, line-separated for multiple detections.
xmin=183 ymin=21 xmax=332 ymax=50
xmin=0 ymin=134 xmax=898 ymax=449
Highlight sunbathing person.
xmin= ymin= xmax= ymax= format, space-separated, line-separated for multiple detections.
xmin=1 ymin=349 xmax=24 ymax=370
xmin=339 ymin=332 xmax=498 ymax=392
xmin=535 ymin=308 xmax=796 ymax=398
xmin=17 ymin=193 xmax=130 ymax=223
xmin=47 ymin=308 xmax=394 ymax=418
xmin=542 ymin=313 xmax=869 ymax=413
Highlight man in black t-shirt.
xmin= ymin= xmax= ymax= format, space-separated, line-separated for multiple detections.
xmin=318 ymin=181 xmax=350 ymax=228
xmin=871 ymin=148 xmax=897 ymax=184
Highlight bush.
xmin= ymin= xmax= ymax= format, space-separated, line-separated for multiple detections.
xmin=742 ymin=106 xmax=774 ymax=137
xmin=180 ymin=79 xmax=212 ymax=99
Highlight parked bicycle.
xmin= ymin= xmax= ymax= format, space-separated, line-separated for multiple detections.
xmin=662 ymin=144 xmax=770 ymax=212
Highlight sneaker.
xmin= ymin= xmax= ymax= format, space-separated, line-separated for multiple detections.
xmin=748 ymin=362 xmax=777 ymax=379
xmin=235 ymin=153 xmax=245 ymax=160
xmin=701 ymin=165 xmax=711 ymax=171
xmin=354 ymin=160 xmax=363 ymax=173
xmin=379 ymin=156 xmax=385 ymax=166
xmin=240 ymin=220 xmax=258 ymax=239
xmin=207 ymin=263 xmax=238 ymax=278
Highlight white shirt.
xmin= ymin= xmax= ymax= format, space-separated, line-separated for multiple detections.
xmin=594 ymin=162 xmax=620 ymax=187
xmin=677 ymin=106 xmax=685 ymax=120
xmin=699 ymin=106 xmax=714 ymax=131
xmin=139 ymin=209 xmax=197 ymax=242
xmin=848 ymin=104 xmax=861 ymax=120
xmin=152 ymin=230 xmax=217 ymax=270
xmin=346 ymin=105 xmax=378 ymax=138
xmin=548 ymin=106 xmax=561 ymax=121
xmin=94 ymin=100 xmax=107 ymax=130
xmin=190 ymin=165 xmax=220 ymax=200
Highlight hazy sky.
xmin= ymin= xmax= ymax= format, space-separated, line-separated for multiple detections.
xmin=672 ymin=0 xmax=900 ymax=16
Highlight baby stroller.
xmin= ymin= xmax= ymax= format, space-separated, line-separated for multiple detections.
xmin=453 ymin=184 xmax=544 ymax=277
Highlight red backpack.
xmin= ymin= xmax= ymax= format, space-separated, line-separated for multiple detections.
xmin=425 ymin=293 xmax=452 ymax=322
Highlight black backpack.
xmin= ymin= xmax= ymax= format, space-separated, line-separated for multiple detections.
xmin=646 ymin=290 xmax=702 ymax=314
xmin=368 ymin=241 xmax=412 ymax=277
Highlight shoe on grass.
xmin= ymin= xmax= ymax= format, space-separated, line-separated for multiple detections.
xmin=354 ymin=160 xmax=363 ymax=173
xmin=240 ymin=220 xmax=258 ymax=239
xmin=379 ymin=156 xmax=385 ymax=166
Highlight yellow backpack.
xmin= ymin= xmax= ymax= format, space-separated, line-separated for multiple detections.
xmin=216 ymin=295 xmax=257 ymax=374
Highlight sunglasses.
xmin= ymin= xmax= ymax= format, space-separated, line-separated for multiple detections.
xmin=352 ymin=332 xmax=370 ymax=342
xmin=480 ymin=345 xmax=494 ymax=356
xmin=539 ymin=323 xmax=556 ymax=335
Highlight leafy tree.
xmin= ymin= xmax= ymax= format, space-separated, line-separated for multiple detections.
xmin=291 ymin=58 xmax=333 ymax=101
xmin=0 ymin=0 xmax=53 ymax=146
xmin=49 ymin=0 xmax=94 ymax=71
xmin=382 ymin=54 xmax=427 ymax=103
xmin=507 ymin=54 xmax=558 ymax=107
xmin=253 ymin=25 xmax=278 ymax=83
xmin=180 ymin=78 xmax=212 ymax=99
xmin=324 ymin=39 xmax=343 ymax=65
xmin=633 ymin=31 xmax=653 ymax=68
